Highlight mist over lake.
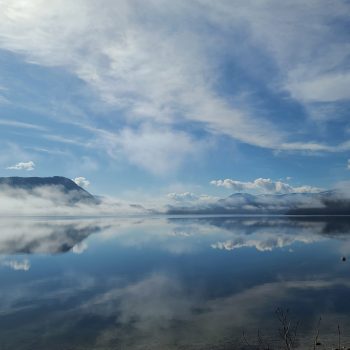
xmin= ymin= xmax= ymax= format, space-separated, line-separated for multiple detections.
xmin=1 ymin=0 xmax=350 ymax=348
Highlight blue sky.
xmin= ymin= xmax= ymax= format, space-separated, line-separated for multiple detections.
xmin=0 ymin=0 xmax=350 ymax=203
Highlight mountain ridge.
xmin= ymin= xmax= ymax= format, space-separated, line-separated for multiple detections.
xmin=1 ymin=176 xmax=349 ymax=215
xmin=0 ymin=176 xmax=98 ymax=204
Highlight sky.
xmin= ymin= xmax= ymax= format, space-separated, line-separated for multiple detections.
xmin=0 ymin=0 xmax=350 ymax=204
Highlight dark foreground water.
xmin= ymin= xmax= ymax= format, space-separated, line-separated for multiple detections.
xmin=0 ymin=216 xmax=350 ymax=349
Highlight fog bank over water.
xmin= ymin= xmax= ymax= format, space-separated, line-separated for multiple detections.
xmin=3 ymin=182 xmax=350 ymax=216
xmin=0 ymin=184 xmax=147 ymax=216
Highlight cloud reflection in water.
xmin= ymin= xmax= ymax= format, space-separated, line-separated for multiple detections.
xmin=0 ymin=217 xmax=350 ymax=349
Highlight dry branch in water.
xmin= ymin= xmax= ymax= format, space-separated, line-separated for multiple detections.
xmin=240 ymin=309 xmax=348 ymax=350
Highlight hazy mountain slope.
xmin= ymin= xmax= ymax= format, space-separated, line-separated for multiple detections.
xmin=166 ymin=190 xmax=350 ymax=215
xmin=0 ymin=176 xmax=98 ymax=204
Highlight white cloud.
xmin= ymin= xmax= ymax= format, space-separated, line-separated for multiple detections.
xmin=167 ymin=192 xmax=217 ymax=204
xmin=210 ymin=178 xmax=323 ymax=194
xmin=2 ymin=259 xmax=30 ymax=271
xmin=0 ymin=0 xmax=348 ymax=162
xmin=205 ymin=1 xmax=350 ymax=105
xmin=280 ymin=140 xmax=350 ymax=153
xmin=0 ymin=0 xmax=306 ymax=153
xmin=287 ymin=72 xmax=350 ymax=103
xmin=6 ymin=160 xmax=35 ymax=171
xmin=0 ymin=143 xmax=36 ymax=169
xmin=94 ymin=124 xmax=203 ymax=174
xmin=73 ymin=176 xmax=90 ymax=188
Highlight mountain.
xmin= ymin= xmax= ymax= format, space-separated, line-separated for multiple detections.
xmin=286 ymin=190 xmax=350 ymax=215
xmin=0 ymin=176 xmax=98 ymax=205
xmin=166 ymin=190 xmax=350 ymax=215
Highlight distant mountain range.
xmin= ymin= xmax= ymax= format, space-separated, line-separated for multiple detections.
xmin=1 ymin=177 xmax=350 ymax=215
xmin=166 ymin=190 xmax=350 ymax=215
xmin=0 ymin=176 xmax=98 ymax=204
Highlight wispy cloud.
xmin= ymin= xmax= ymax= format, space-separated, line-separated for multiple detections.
xmin=44 ymin=134 xmax=88 ymax=147
xmin=89 ymin=124 xmax=205 ymax=174
xmin=6 ymin=160 xmax=35 ymax=171
xmin=0 ymin=0 xmax=348 ymax=187
xmin=280 ymin=140 xmax=350 ymax=153
xmin=26 ymin=146 xmax=68 ymax=156
xmin=205 ymin=1 xmax=350 ymax=110
xmin=287 ymin=72 xmax=350 ymax=103
xmin=0 ymin=118 xmax=48 ymax=131
xmin=0 ymin=0 xmax=347 ymax=158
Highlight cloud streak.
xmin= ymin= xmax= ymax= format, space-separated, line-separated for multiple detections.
xmin=0 ymin=119 xmax=48 ymax=131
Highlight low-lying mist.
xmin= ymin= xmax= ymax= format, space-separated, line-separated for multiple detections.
xmin=0 ymin=184 xmax=147 ymax=216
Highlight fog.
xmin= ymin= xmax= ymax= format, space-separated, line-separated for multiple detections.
xmin=0 ymin=184 xmax=147 ymax=216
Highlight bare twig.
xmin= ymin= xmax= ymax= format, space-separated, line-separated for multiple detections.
xmin=275 ymin=308 xmax=299 ymax=350
xmin=313 ymin=317 xmax=322 ymax=350
xmin=257 ymin=329 xmax=263 ymax=350
xmin=242 ymin=330 xmax=251 ymax=347
xmin=257 ymin=329 xmax=270 ymax=350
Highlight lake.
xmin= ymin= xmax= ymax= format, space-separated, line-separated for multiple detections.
xmin=0 ymin=216 xmax=350 ymax=349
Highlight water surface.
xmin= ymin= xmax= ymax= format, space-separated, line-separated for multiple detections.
xmin=0 ymin=216 xmax=350 ymax=349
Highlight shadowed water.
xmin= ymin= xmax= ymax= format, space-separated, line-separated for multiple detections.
xmin=0 ymin=216 xmax=350 ymax=349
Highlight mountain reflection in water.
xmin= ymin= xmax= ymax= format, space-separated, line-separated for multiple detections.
xmin=0 ymin=216 xmax=350 ymax=349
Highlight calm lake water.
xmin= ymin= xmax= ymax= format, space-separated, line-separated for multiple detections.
xmin=0 ymin=216 xmax=350 ymax=349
